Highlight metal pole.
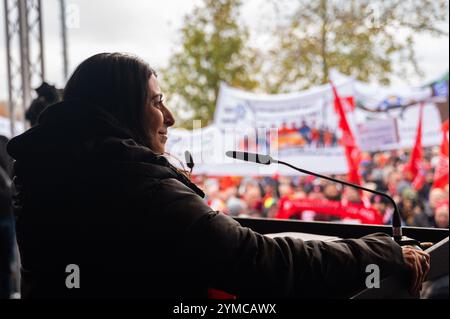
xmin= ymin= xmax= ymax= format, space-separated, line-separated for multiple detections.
xmin=4 ymin=0 xmax=16 ymax=136
xmin=60 ymin=0 xmax=68 ymax=81
xmin=37 ymin=0 xmax=45 ymax=80
xmin=18 ymin=0 xmax=31 ymax=126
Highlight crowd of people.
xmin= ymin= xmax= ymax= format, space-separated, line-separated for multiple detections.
xmin=277 ymin=120 xmax=339 ymax=149
xmin=192 ymin=147 xmax=449 ymax=229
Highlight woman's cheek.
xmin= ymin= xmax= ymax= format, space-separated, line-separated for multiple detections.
xmin=150 ymin=107 xmax=164 ymax=126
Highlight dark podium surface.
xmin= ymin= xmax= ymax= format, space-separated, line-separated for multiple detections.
xmin=234 ymin=217 xmax=449 ymax=299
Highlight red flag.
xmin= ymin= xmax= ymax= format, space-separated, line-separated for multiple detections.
xmin=330 ymin=82 xmax=362 ymax=186
xmin=432 ymin=119 xmax=449 ymax=190
xmin=341 ymin=96 xmax=355 ymax=112
xmin=404 ymin=104 xmax=424 ymax=188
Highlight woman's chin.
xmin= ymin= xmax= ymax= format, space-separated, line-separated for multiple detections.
xmin=157 ymin=143 xmax=167 ymax=154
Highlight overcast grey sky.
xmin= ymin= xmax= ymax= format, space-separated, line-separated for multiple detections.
xmin=1 ymin=0 xmax=449 ymax=101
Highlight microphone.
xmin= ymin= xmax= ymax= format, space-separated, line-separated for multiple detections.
xmin=225 ymin=151 xmax=272 ymax=165
xmin=226 ymin=150 xmax=413 ymax=245
xmin=185 ymin=151 xmax=195 ymax=175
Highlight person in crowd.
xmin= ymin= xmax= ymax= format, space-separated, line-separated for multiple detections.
xmin=6 ymin=53 xmax=429 ymax=298
xmin=317 ymin=126 xmax=325 ymax=148
xmin=241 ymin=181 xmax=263 ymax=214
xmin=398 ymin=188 xmax=430 ymax=227
xmin=386 ymin=170 xmax=404 ymax=202
xmin=371 ymin=194 xmax=393 ymax=225
xmin=433 ymin=201 xmax=449 ymax=229
xmin=331 ymin=131 xmax=338 ymax=147
xmin=226 ymin=195 xmax=247 ymax=217
xmin=261 ymin=178 xmax=279 ymax=218
xmin=310 ymin=122 xmax=320 ymax=147
xmin=308 ymin=184 xmax=325 ymax=200
xmin=342 ymin=187 xmax=362 ymax=205
xmin=323 ymin=128 xmax=334 ymax=147
xmin=0 ymin=135 xmax=14 ymax=299
xmin=323 ymin=183 xmax=342 ymax=202
xmin=298 ymin=120 xmax=311 ymax=144
xmin=429 ymin=188 xmax=448 ymax=213
xmin=25 ymin=82 xmax=61 ymax=127
xmin=278 ymin=121 xmax=290 ymax=136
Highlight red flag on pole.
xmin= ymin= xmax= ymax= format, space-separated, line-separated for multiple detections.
xmin=432 ymin=119 xmax=449 ymax=190
xmin=330 ymin=82 xmax=362 ymax=186
xmin=404 ymin=104 xmax=425 ymax=189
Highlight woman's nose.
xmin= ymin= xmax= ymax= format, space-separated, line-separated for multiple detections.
xmin=163 ymin=105 xmax=175 ymax=127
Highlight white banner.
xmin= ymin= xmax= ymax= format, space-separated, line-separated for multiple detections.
xmin=208 ymin=72 xmax=356 ymax=175
xmin=357 ymin=118 xmax=399 ymax=152
xmin=214 ymin=71 xmax=355 ymax=130
xmin=354 ymin=81 xmax=442 ymax=150
xmin=166 ymin=125 xmax=348 ymax=176
xmin=393 ymin=103 xmax=442 ymax=149
xmin=165 ymin=71 xmax=445 ymax=176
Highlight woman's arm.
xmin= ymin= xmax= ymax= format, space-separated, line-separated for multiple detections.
xmin=180 ymin=210 xmax=406 ymax=298
xmin=155 ymin=178 xmax=408 ymax=298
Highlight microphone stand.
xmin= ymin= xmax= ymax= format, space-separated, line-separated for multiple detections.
xmin=226 ymin=151 xmax=420 ymax=246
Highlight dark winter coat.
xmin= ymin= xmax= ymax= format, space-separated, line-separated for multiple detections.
xmin=7 ymin=100 xmax=406 ymax=298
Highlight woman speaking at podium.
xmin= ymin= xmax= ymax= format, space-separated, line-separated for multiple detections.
xmin=7 ymin=53 xmax=429 ymax=299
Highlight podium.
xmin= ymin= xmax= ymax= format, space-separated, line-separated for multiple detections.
xmin=234 ymin=217 xmax=449 ymax=299
xmin=352 ymin=237 xmax=448 ymax=299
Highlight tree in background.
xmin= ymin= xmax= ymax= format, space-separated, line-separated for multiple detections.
xmin=264 ymin=0 xmax=449 ymax=92
xmin=163 ymin=0 xmax=449 ymax=124
xmin=161 ymin=0 xmax=260 ymax=128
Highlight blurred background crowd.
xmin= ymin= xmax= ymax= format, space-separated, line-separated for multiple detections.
xmin=193 ymin=147 xmax=449 ymax=229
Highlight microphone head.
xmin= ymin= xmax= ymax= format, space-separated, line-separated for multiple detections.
xmin=184 ymin=151 xmax=194 ymax=169
xmin=225 ymin=151 xmax=272 ymax=165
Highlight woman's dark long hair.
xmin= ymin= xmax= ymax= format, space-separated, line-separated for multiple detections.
xmin=63 ymin=53 xmax=191 ymax=179
xmin=63 ymin=53 xmax=156 ymax=147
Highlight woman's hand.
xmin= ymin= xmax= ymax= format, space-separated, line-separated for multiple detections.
xmin=401 ymin=246 xmax=431 ymax=296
